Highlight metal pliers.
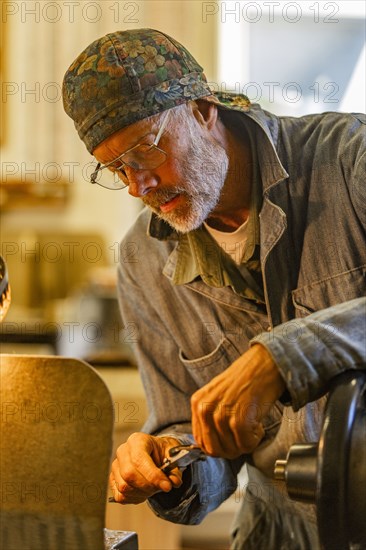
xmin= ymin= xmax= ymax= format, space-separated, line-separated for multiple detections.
xmin=108 ymin=444 xmax=205 ymax=502
xmin=160 ymin=444 xmax=206 ymax=474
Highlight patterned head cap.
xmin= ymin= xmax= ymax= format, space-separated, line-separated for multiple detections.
xmin=62 ymin=28 xmax=218 ymax=153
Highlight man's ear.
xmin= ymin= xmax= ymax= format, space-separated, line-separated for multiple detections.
xmin=192 ymin=99 xmax=218 ymax=131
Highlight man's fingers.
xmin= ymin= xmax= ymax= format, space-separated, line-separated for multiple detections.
xmin=109 ymin=472 xmax=123 ymax=503
xmin=166 ymin=468 xmax=183 ymax=488
xmin=193 ymin=403 xmax=237 ymax=457
xmin=232 ymin=420 xmax=265 ymax=454
xmin=110 ymin=475 xmax=152 ymax=504
xmin=125 ymin=440 xmax=174 ymax=492
xmin=192 ymin=387 xmax=267 ymax=457
xmin=109 ymin=433 xmax=183 ymax=504
xmin=194 ymin=406 xmax=264 ymax=458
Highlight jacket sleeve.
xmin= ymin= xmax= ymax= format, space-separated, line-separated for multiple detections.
xmin=148 ymin=433 xmax=244 ymax=525
xmin=251 ymin=297 xmax=366 ymax=411
xmin=116 ymin=259 xmax=244 ymax=524
xmin=344 ymin=114 xmax=366 ymax=229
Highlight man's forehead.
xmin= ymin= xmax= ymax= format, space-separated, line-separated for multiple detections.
xmin=93 ymin=113 xmax=160 ymax=157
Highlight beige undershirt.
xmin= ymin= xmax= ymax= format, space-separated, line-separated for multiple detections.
xmin=204 ymin=218 xmax=250 ymax=265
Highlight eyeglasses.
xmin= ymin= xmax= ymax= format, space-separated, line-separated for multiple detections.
xmin=90 ymin=110 xmax=170 ymax=190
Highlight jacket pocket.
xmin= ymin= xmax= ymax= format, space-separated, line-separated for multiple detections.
xmin=292 ymin=265 xmax=366 ymax=317
xmin=179 ymin=337 xmax=240 ymax=386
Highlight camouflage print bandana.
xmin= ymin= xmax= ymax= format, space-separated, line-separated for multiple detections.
xmin=62 ymin=28 xmax=251 ymax=153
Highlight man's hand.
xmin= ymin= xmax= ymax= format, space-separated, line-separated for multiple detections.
xmin=191 ymin=344 xmax=286 ymax=459
xmin=109 ymin=433 xmax=183 ymax=504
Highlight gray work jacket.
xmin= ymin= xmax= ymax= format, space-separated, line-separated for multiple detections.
xmin=116 ymin=103 xmax=366 ymax=535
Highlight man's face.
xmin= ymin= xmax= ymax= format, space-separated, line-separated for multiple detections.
xmin=93 ymin=106 xmax=229 ymax=233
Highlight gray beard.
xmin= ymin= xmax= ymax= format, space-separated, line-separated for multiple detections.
xmin=143 ymin=135 xmax=229 ymax=234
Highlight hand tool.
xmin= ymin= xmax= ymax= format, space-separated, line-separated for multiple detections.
xmin=109 ymin=444 xmax=206 ymax=502
xmin=160 ymin=444 xmax=206 ymax=474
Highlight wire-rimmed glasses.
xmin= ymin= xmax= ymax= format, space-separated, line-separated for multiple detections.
xmin=90 ymin=110 xmax=170 ymax=190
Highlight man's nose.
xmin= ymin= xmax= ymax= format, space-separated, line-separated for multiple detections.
xmin=125 ymin=167 xmax=159 ymax=198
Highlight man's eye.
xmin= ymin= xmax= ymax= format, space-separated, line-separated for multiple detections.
xmin=116 ymin=166 xmax=127 ymax=177
xmin=109 ymin=164 xmax=126 ymax=175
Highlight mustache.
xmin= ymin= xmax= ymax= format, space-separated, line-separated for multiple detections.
xmin=142 ymin=187 xmax=185 ymax=209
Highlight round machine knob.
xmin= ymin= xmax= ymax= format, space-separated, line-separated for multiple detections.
xmin=274 ymin=370 xmax=366 ymax=550
xmin=274 ymin=443 xmax=318 ymax=502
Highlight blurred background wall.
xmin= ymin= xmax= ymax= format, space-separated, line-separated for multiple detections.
xmin=0 ymin=2 xmax=365 ymax=548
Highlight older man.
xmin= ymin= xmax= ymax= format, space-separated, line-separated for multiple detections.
xmin=63 ymin=29 xmax=365 ymax=548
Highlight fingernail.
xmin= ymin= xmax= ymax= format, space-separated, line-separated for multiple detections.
xmin=159 ymin=480 xmax=171 ymax=492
